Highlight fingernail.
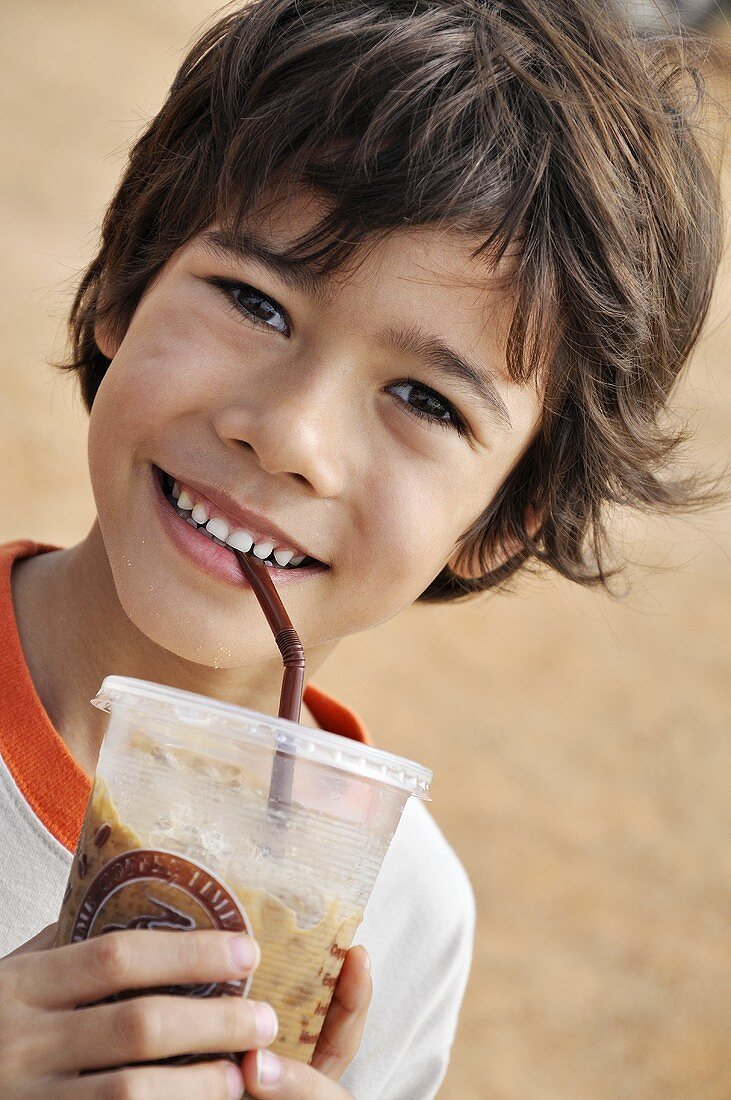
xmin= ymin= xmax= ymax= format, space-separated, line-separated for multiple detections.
xmin=254 ymin=1001 xmax=279 ymax=1044
xmin=225 ymin=1062 xmax=244 ymax=1099
xmin=361 ymin=948 xmax=371 ymax=972
xmin=257 ymin=1049 xmax=283 ymax=1086
xmin=229 ymin=935 xmax=259 ymax=972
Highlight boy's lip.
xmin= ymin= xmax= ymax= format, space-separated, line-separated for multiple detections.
xmin=153 ymin=464 xmax=326 ymax=565
xmin=150 ymin=464 xmax=329 ymax=587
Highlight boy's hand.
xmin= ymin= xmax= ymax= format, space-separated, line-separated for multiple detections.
xmin=2 ymin=925 xmax=371 ymax=1099
xmin=240 ymin=945 xmax=372 ymax=1099
xmin=1 ymin=922 xmax=274 ymax=1098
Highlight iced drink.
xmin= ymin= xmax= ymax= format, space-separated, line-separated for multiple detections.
xmin=55 ymin=677 xmax=431 ymax=1066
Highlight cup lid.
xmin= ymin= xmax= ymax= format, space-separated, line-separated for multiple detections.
xmin=92 ymin=676 xmax=432 ymax=799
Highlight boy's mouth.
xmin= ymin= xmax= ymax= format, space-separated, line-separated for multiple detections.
xmin=155 ymin=465 xmax=326 ymax=572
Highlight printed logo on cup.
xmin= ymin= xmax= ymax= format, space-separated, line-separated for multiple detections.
xmin=71 ymin=848 xmax=252 ymax=1000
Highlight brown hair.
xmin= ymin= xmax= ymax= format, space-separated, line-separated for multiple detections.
xmin=58 ymin=0 xmax=725 ymax=601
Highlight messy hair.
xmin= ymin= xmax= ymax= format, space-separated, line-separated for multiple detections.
xmin=59 ymin=0 xmax=725 ymax=601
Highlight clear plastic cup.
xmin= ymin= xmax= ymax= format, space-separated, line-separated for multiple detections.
xmin=55 ymin=676 xmax=431 ymax=1066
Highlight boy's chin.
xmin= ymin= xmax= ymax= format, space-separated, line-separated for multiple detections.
xmin=113 ymin=582 xmax=280 ymax=671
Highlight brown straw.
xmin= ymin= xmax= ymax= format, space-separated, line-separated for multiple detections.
xmin=232 ymin=549 xmax=305 ymax=808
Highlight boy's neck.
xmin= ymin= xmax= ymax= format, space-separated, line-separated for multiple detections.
xmin=11 ymin=524 xmax=331 ymax=777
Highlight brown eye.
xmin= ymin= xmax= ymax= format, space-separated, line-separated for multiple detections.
xmin=388 ymin=379 xmax=466 ymax=435
xmin=208 ymin=277 xmax=290 ymax=335
xmin=231 ymin=285 xmax=288 ymax=334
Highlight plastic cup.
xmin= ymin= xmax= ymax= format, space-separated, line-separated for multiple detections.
xmin=54 ymin=675 xmax=431 ymax=1066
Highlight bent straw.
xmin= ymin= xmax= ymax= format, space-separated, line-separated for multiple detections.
xmin=231 ymin=548 xmax=306 ymax=809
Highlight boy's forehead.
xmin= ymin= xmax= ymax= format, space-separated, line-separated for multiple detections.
xmin=241 ymin=184 xmax=513 ymax=282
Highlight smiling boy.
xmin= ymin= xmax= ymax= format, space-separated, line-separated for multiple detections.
xmin=0 ymin=0 xmax=723 ymax=1097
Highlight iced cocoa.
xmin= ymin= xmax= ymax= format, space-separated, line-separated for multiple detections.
xmin=55 ymin=734 xmax=361 ymax=1065
xmin=54 ymin=675 xmax=431 ymax=1070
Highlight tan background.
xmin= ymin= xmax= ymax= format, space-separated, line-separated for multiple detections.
xmin=1 ymin=4 xmax=729 ymax=1097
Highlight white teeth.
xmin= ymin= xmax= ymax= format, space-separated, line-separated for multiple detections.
xmin=273 ymin=547 xmax=295 ymax=567
xmin=206 ymin=517 xmax=230 ymax=541
xmin=226 ymin=529 xmax=254 ymax=553
xmin=252 ymin=540 xmax=275 ymax=560
xmin=171 ymin=487 xmax=309 ymax=566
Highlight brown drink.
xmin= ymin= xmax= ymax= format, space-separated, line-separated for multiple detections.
xmin=55 ymin=680 xmax=431 ymax=1066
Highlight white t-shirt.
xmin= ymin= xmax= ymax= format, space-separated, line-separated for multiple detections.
xmin=0 ymin=540 xmax=475 ymax=1099
xmin=0 ymin=755 xmax=474 ymax=1098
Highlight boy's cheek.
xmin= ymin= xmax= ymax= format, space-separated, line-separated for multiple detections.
xmin=87 ymin=341 xmax=214 ymax=478
xmin=331 ymin=529 xmax=454 ymax=627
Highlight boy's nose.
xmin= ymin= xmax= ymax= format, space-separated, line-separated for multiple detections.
xmin=214 ymin=375 xmax=345 ymax=499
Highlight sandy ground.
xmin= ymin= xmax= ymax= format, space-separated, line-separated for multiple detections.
xmin=1 ymin=4 xmax=729 ymax=1097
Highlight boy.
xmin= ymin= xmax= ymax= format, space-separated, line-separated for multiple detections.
xmin=0 ymin=0 xmax=723 ymax=1098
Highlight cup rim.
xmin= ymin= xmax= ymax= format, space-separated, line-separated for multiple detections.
xmin=91 ymin=675 xmax=432 ymax=799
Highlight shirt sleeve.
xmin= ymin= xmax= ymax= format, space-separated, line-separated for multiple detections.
xmin=340 ymin=800 xmax=476 ymax=1100
xmin=377 ymin=883 xmax=475 ymax=1099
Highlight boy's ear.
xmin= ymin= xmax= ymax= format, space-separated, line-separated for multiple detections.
xmin=94 ymin=312 xmax=122 ymax=360
xmin=447 ymin=505 xmax=540 ymax=580
xmin=93 ymin=280 xmax=127 ymax=360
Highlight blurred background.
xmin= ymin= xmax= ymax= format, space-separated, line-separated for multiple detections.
xmin=1 ymin=4 xmax=729 ymax=1097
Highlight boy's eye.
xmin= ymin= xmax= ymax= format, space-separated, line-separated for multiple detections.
xmin=209 ymin=277 xmax=289 ymax=335
xmin=205 ymin=278 xmax=465 ymax=436
xmin=387 ymin=380 xmax=466 ymax=436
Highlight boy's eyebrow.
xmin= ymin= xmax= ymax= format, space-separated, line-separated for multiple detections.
xmin=199 ymin=227 xmax=335 ymax=304
xmin=380 ymin=323 xmax=513 ymax=431
xmin=200 ymin=228 xmax=512 ymax=430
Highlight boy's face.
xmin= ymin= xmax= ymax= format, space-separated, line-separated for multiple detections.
xmin=89 ymin=189 xmax=542 ymax=668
